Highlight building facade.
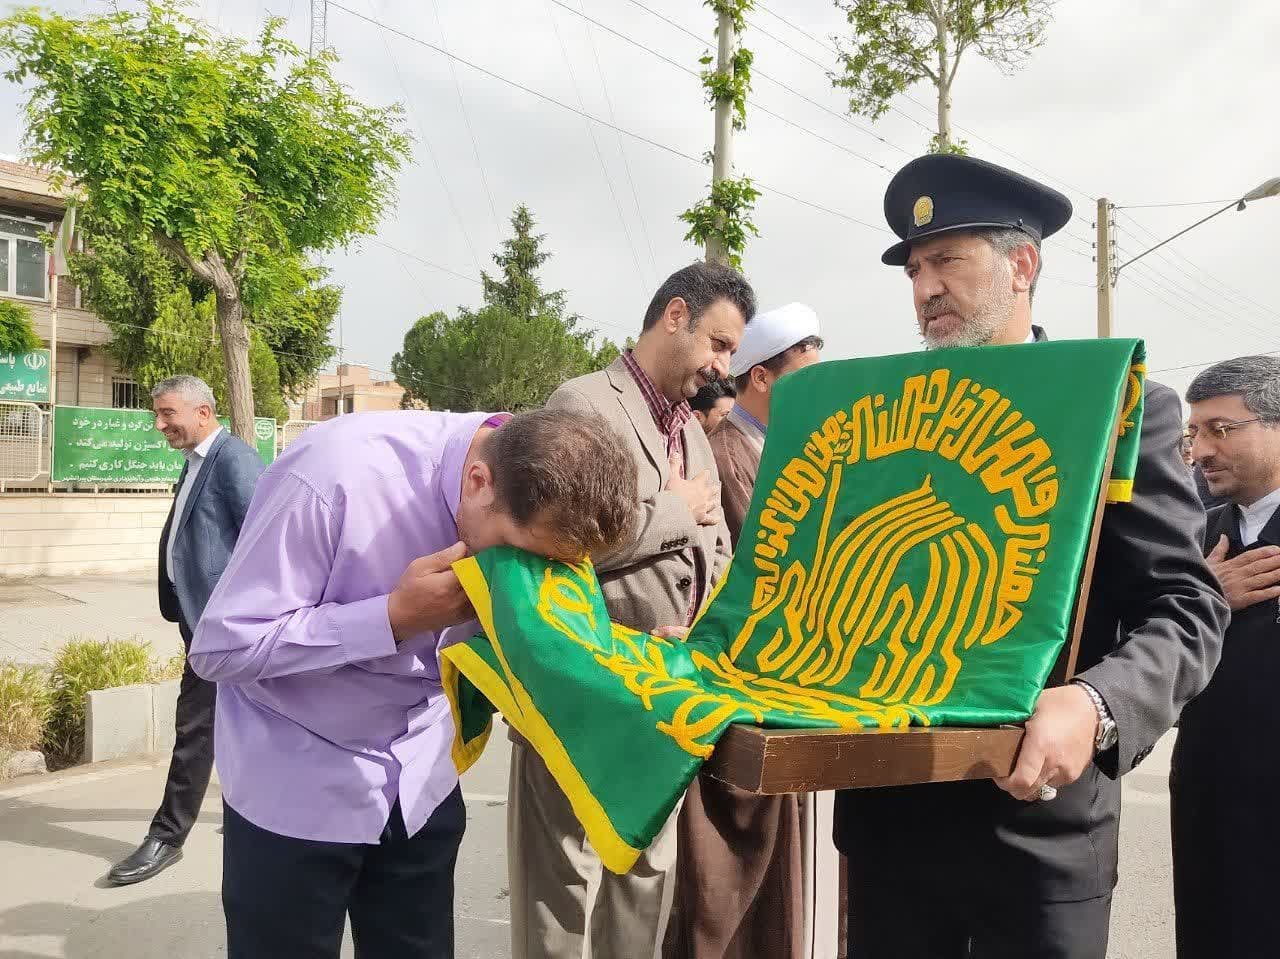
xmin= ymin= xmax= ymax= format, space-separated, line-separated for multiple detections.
xmin=286 ymin=363 xmax=417 ymax=422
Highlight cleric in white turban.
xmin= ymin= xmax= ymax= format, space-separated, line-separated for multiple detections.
xmin=669 ymin=301 xmax=835 ymax=959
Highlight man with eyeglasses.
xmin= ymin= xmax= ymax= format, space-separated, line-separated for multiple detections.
xmin=1174 ymin=355 xmax=1280 ymax=958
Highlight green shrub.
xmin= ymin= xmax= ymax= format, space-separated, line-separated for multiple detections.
xmin=0 ymin=300 xmax=41 ymax=354
xmin=0 ymin=663 xmax=51 ymax=770
xmin=43 ymin=637 xmax=155 ymax=765
xmin=151 ymin=653 xmax=187 ymax=683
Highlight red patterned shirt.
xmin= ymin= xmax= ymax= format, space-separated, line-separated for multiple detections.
xmin=620 ymin=350 xmax=692 ymax=474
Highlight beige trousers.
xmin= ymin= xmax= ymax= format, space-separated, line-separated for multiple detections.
xmin=508 ymin=737 xmax=679 ymax=959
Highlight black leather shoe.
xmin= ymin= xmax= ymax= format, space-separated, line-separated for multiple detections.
xmin=106 ymin=837 xmax=183 ymax=886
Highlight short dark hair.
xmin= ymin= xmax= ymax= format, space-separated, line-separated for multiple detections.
xmin=641 ymin=261 xmax=757 ymax=332
xmin=482 ymin=409 xmax=638 ymax=558
xmin=733 ymin=336 xmax=825 ymax=393
xmin=1187 ymin=355 xmax=1280 ymax=419
xmin=689 ymin=377 xmax=737 ymax=413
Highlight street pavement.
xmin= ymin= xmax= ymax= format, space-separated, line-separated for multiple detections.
xmin=0 ymin=730 xmax=514 ymax=959
xmin=0 ymin=573 xmax=179 ymax=667
xmin=0 ymin=728 xmax=1179 ymax=958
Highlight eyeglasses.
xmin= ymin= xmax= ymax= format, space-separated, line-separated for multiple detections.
xmin=1184 ymin=417 xmax=1269 ymax=442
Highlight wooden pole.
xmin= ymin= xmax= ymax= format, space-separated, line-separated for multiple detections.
xmin=1096 ymin=198 xmax=1114 ymax=338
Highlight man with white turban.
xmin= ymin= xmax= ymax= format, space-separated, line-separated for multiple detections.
xmin=665 ymin=303 xmax=834 ymax=959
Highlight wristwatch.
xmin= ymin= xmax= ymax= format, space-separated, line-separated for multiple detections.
xmin=1072 ymin=680 xmax=1118 ymax=753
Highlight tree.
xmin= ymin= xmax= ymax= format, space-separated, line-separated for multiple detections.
xmin=0 ymin=300 xmax=40 ymax=354
xmin=0 ymin=1 xmax=408 ymax=441
xmin=134 ymin=286 xmax=289 ymax=422
xmin=392 ymin=206 xmax=621 ymax=413
xmin=68 ymin=210 xmax=338 ymax=405
xmin=831 ymin=0 xmax=1056 ymax=154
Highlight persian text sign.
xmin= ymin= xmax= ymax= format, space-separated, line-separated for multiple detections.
xmin=52 ymin=406 xmax=276 ymax=483
xmin=0 ymin=349 xmax=51 ymax=402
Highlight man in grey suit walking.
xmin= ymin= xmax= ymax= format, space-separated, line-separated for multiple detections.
xmin=107 ymin=375 xmax=264 ymax=885
xmin=507 ymin=262 xmax=755 ymax=958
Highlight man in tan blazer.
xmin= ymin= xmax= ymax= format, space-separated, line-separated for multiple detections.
xmin=507 ymin=261 xmax=757 ymax=959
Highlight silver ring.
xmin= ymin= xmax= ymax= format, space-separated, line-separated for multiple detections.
xmin=1037 ymin=783 xmax=1058 ymax=802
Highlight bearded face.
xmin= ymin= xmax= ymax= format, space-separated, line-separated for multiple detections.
xmin=906 ymin=233 xmax=1022 ymax=350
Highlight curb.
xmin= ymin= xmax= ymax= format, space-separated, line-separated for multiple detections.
xmin=84 ymin=679 xmax=180 ymax=763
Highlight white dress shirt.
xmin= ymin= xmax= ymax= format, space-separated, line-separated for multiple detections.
xmin=166 ymin=426 xmax=222 ymax=583
xmin=1239 ymin=486 xmax=1280 ymax=546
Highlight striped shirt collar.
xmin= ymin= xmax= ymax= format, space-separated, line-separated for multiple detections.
xmin=620 ymin=350 xmax=691 ymax=440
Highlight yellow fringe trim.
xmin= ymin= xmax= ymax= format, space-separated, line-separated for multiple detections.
xmin=1106 ymin=478 xmax=1134 ymax=503
xmin=442 ymin=555 xmax=644 ymax=875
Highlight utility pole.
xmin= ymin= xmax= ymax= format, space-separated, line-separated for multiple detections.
xmin=705 ymin=5 xmax=735 ymax=266
xmin=1095 ymin=198 xmax=1115 ymax=338
xmin=310 ymin=0 xmax=327 ymax=55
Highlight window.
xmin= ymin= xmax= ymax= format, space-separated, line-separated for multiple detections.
xmin=0 ymin=214 xmax=50 ymax=300
xmin=112 ymin=376 xmax=144 ymax=410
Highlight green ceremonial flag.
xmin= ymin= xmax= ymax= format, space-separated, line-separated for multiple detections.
xmin=441 ymin=338 xmax=1147 ymax=874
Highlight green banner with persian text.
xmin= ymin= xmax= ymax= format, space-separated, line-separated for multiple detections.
xmin=52 ymin=406 xmax=277 ymax=483
xmin=442 ymin=339 xmax=1147 ymax=874
xmin=0 ymin=349 xmax=51 ymax=402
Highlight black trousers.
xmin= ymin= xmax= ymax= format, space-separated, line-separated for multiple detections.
xmin=149 ymin=622 xmax=216 ymax=847
xmin=845 ymin=856 xmax=1112 ymax=958
xmin=222 ymin=788 xmax=466 ymax=959
xmin=1171 ymin=771 xmax=1280 ymax=958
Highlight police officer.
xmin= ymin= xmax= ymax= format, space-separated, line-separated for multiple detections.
xmin=833 ymin=154 xmax=1230 ymax=958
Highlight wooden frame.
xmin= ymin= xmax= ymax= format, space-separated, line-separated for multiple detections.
xmin=705 ymin=379 xmax=1128 ymax=795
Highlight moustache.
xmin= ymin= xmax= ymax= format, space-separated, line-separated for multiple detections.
xmin=921 ymin=297 xmax=961 ymax=320
xmin=696 ymin=365 xmax=716 ymax=385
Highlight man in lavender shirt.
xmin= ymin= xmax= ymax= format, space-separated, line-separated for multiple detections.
xmin=191 ymin=407 xmax=638 ymax=959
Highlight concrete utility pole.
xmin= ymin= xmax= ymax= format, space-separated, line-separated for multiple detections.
xmin=1095 ymin=198 xmax=1115 ymax=339
xmin=705 ymin=5 xmax=735 ymax=266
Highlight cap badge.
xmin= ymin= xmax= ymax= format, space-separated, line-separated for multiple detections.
xmin=913 ymin=195 xmax=934 ymax=227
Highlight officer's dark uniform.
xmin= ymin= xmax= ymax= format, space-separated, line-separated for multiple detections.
xmin=833 ymin=154 xmax=1230 ymax=958
xmin=1172 ymin=500 xmax=1280 ymax=958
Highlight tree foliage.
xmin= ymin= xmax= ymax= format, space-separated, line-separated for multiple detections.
xmin=0 ymin=0 xmax=408 ymax=438
xmin=832 ymin=0 xmax=1056 ymax=153
xmin=0 ymin=300 xmax=40 ymax=354
xmin=392 ymin=206 xmax=621 ymax=413
xmin=680 ymin=176 xmax=761 ymax=273
xmin=68 ymin=210 xmax=336 ymax=419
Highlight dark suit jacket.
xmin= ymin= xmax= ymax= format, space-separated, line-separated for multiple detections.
xmin=1174 ymin=500 xmax=1280 ymax=774
xmin=834 ymin=326 xmax=1230 ymax=903
xmin=158 ymin=430 xmax=264 ymax=632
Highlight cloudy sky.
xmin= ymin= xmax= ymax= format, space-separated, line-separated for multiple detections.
xmin=3 ymin=0 xmax=1277 ymax=404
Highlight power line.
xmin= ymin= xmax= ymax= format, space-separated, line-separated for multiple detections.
xmin=1149 ymin=347 xmax=1280 ymax=377
xmin=368 ymin=237 xmax=642 ymax=341
xmin=548 ymin=0 xmax=893 ymax=173
xmin=750 ymin=1 xmax=1101 ymax=211
xmin=327 ymin=2 xmax=886 ymax=235
xmin=1124 ymin=257 xmax=1278 ymax=346
xmin=368 ymin=0 xmax=483 ymax=273
xmin=542 ymin=0 xmax=650 ymax=294
xmin=573 ymin=0 xmax=660 ymax=281
xmin=1116 ymin=209 xmax=1278 ymax=322
xmin=615 ymin=0 xmax=912 ymax=160
xmin=1116 ymin=199 xmax=1234 ymax=210
xmin=427 ymin=0 xmax=502 ymax=230
xmin=364 ymin=238 xmax=480 ymax=285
